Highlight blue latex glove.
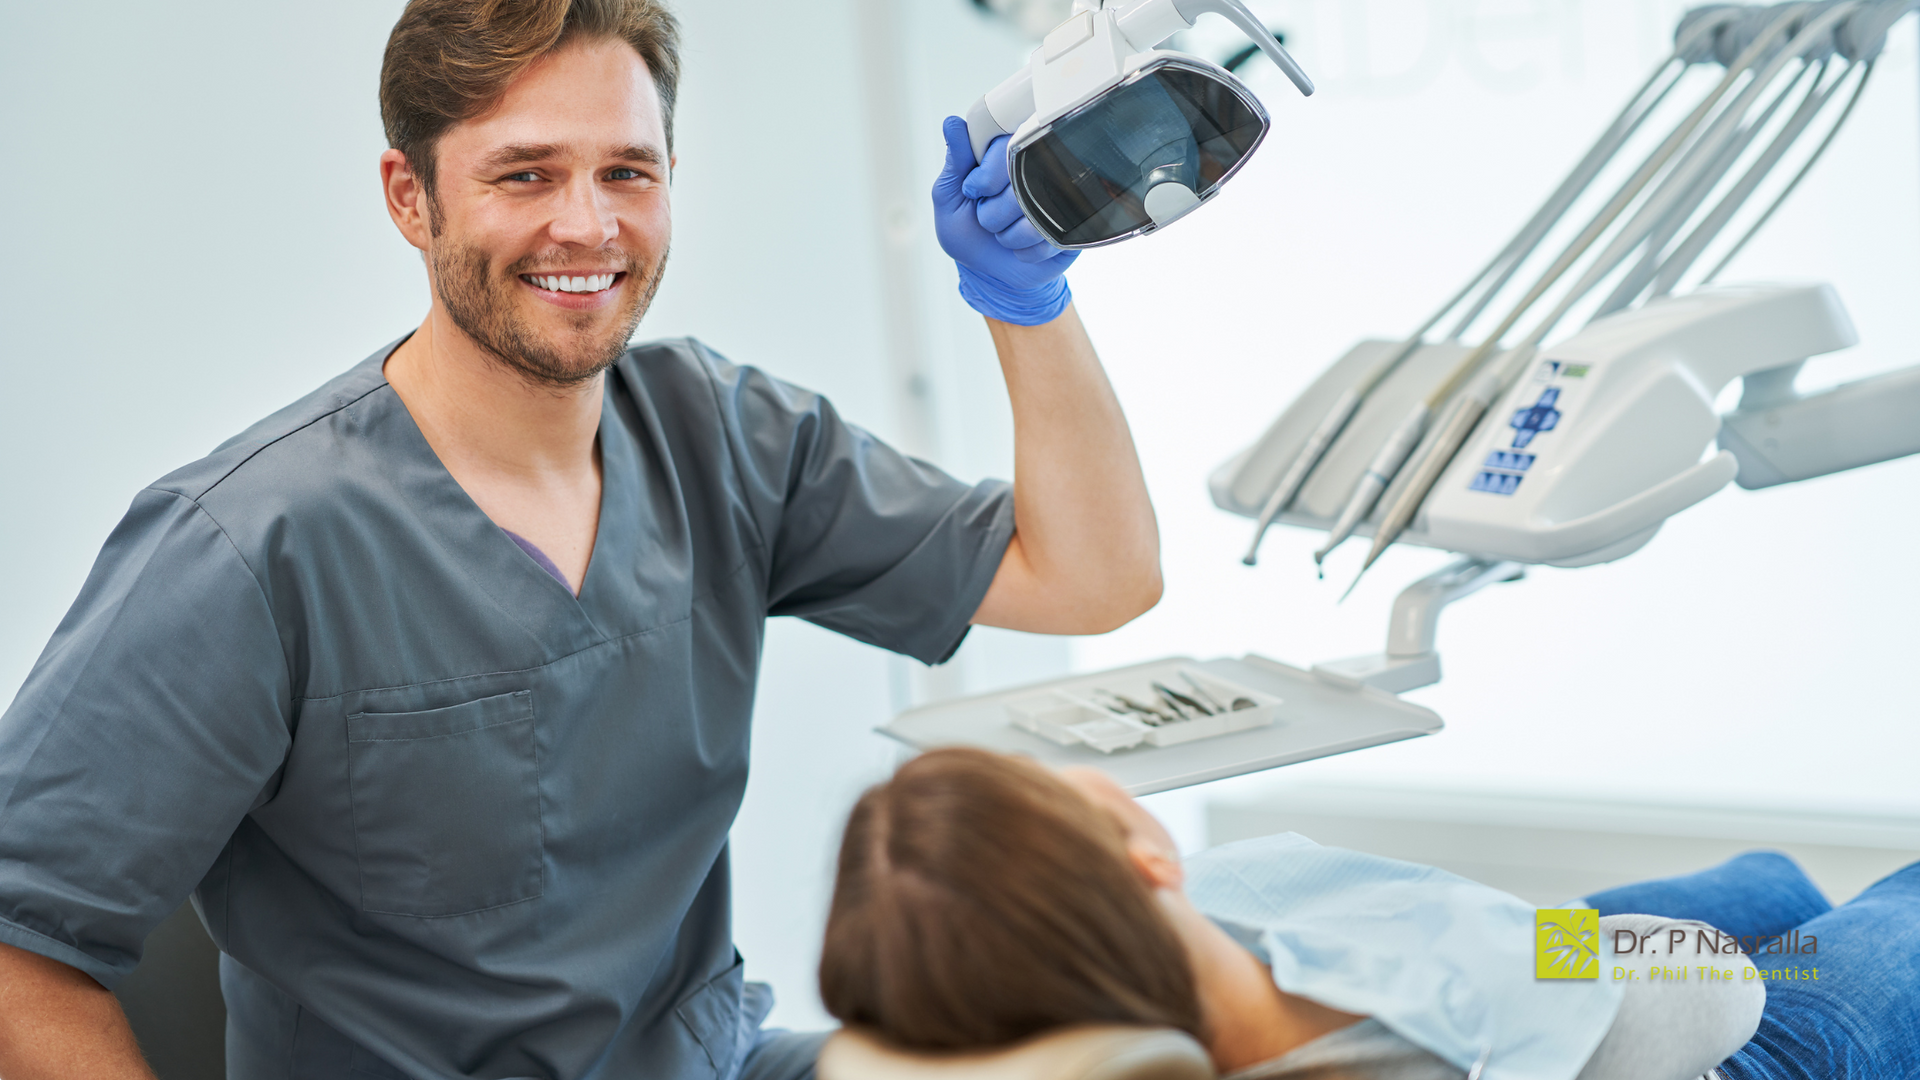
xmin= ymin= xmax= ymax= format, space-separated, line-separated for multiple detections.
xmin=932 ymin=115 xmax=1078 ymax=325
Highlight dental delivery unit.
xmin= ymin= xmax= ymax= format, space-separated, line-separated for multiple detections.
xmin=883 ymin=0 xmax=1920 ymax=794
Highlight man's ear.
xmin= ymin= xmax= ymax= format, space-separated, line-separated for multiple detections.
xmin=381 ymin=148 xmax=432 ymax=253
xmin=1125 ymin=838 xmax=1184 ymax=892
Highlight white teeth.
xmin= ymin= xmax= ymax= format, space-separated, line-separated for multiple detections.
xmin=528 ymin=273 xmax=616 ymax=293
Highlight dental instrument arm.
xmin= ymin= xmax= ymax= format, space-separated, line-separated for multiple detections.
xmin=1346 ymin=4 xmax=1855 ymax=588
xmin=1703 ymin=62 xmax=1878 ymax=283
xmin=1650 ymin=61 xmax=1864 ymax=299
xmin=1238 ymin=44 xmax=1703 ymax=568
xmin=1593 ymin=56 xmax=1829 ymax=319
xmin=1303 ymin=8 xmax=1772 ymax=573
xmin=1445 ymin=54 xmax=1694 ymax=340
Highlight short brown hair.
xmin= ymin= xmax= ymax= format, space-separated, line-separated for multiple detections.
xmin=819 ymin=748 xmax=1203 ymax=1050
xmin=380 ymin=0 xmax=681 ymax=196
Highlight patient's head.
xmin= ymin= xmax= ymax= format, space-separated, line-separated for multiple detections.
xmin=818 ymin=747 xmax=1200 ymax=1050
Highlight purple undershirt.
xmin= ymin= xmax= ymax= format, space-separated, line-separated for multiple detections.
xmin=502 ymin=528 xmax=572 ymax=593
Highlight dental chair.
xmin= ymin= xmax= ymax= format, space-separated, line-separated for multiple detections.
xmin=818 ymin=1022 xmax=1736 ymax=1080
xmin=817 ymin=912 xmax=1761 ymax=1080
xmin=819 ymin=1026 xmax=1214 ymax=1080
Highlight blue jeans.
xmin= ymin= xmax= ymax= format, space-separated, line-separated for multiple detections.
xmin=1585 ymin=851 xmax=1920 ymax=1079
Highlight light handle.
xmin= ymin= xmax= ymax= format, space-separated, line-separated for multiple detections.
xmin=1170 ymin=0 xmax=1315 ymax=95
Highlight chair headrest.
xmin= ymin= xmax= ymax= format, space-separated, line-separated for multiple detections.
xmin=817 ymin=1025 xmax=1216 ymax=1080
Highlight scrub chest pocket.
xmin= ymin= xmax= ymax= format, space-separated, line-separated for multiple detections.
xmin=346 ymin=690 xmax=543 ymax=917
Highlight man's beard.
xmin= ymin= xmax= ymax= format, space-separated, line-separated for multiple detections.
xmin=431 ymin=241 xmax=668 ymax=389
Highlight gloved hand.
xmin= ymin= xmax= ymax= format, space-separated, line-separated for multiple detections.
xmin=932 ymin=115 xmax=1078 ymax=326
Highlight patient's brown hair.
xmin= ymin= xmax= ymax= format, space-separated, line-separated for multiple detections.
xmin=819 ymin=748 xmax=1202 ymax=1049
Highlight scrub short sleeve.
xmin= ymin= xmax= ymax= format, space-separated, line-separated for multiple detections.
xmin=702 ymin=347 xmax=1014 ymax=665
xmin=0 ymin=488 xmax=293 ymax=988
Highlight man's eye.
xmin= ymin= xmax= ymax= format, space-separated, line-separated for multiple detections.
xmin=608 ymin=168 xmax=643 ymax=181
xmin=503 ymin=171 xmax=540 ymax=183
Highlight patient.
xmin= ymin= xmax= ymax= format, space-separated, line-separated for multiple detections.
xmin=818 ymin=748 xmax=1920 ymax=1080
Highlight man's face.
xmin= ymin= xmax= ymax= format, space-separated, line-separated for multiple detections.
xmin=421 ymin=37 xmax=672 ymax=387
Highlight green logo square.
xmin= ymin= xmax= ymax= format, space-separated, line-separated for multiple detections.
xmin=1536 ymin=908 xmax=1600 ymax=979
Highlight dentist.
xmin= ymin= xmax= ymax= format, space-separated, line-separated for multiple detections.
xmin=0 ymin=1 xmax=1157 ymax=1078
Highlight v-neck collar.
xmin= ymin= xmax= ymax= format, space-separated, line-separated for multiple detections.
xmin=357 ymin=337 xmax=642 ymax=656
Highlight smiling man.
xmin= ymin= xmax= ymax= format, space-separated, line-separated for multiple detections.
xmin=0 ymin=2 xmax=1160 ymax=1080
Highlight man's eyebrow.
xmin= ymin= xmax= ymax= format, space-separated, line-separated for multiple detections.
xmin=607 ymin=144 xmax=666 ymax=166
xmin=478 ymin=143 xmax=563 ymax=171
xmin=476 ymin=143 xmax=665 ymax=172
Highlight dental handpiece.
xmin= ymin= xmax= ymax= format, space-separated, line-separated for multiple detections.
xmin=1345 ymin=347 xmax=1536 ymax=597
xmin=1312 ymin=403 xmax=1430 ymax=570
xmin=1341 ymin=390 xmax=1492 ymax=600
xmin=1241 ymin=387 xmax=1360 ymax=566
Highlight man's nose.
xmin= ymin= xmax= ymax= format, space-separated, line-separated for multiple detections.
xmin=549 ymin=176 xmax=617 ymax=247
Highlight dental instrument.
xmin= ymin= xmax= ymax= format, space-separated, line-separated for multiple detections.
xmin=962 ymin=0 xmax=1314 ymax=249
xmin=1152 ymin=680 xmax=1215 ymax=716
xmin=1177 ymin=670 xmax=1228 ymax=713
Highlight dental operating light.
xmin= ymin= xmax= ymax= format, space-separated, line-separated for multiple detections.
xmin=964 ymin=0 xmax=1314 ymax=249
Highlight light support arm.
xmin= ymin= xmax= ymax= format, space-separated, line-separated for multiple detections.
xmin=1167 ymin=0 xmax=1315 ymax=95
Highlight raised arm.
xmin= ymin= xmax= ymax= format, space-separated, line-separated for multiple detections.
xmin=929 ymin=117 xmax=1162 ymax=635
xmin=972 ymin=307 xmax=1160 ymax=632
xmin=0 ymin=943 xmax=156 ymax=1080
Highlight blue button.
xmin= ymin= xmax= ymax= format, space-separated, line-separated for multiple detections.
xmin=1484 ymin=451 xmax=1537 ymax=472
xmin=1509 ymin=389 xmax=1562 ymax=449
xmin=1470 ymin=471 xmax=1524 ymax=495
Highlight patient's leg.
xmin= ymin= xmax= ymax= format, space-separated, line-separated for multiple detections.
xmin=1716 ymin=859 xmax=1920 ymax=1080
xmin=1580 ymin=851 xmax=1831 ymax=941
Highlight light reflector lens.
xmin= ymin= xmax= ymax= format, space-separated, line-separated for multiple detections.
xmin=1011 ymin=58 xmax=1270 ymax=248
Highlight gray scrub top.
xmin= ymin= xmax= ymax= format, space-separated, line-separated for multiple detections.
xmin=0 ymin=337 xmax=1014 ymax=1080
